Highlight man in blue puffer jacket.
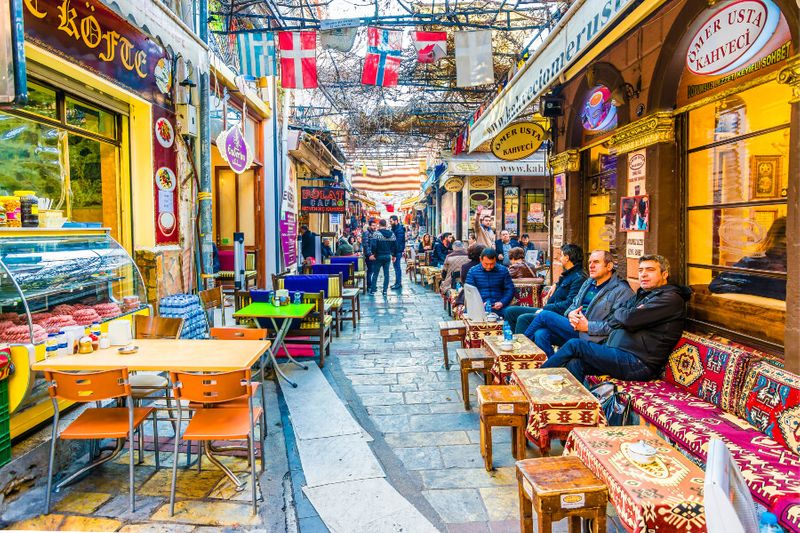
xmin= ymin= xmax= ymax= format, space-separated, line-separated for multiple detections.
xmin=464 ymin=248 xmax=515 ymax=317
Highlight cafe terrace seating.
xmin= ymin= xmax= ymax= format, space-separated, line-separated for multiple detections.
xmin=597 ymin=332 xmax=800 ymax=531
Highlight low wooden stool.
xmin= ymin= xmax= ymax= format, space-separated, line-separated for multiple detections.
xmin=457 ymin=348 xmax=494 ymax=410
xmin=438 ymin=320 xmax=466 ymax=370
xmin=477 ymin=385 xmax=529 ymax=471
xmin=516 ymin=456 xmax=607 ymax=533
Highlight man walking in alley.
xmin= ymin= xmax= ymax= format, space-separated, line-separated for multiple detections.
xmin=541 ymin=254 xmax=691 ymax=383
xmin=525 ymin=250 xmax=633 ymax=357
xmin=369 ymin=219 xmax=397 ymax=295
xmin=389 ymin=215 xmax=406 ymax=290
xmin=363 ymin=218 xmax=378 ymax=292
xmin=464 ymin=248 xmax=515 ymax=317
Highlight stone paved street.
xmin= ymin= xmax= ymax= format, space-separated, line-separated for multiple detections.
xmin=308 ymin=279 xmax=625 ymax=532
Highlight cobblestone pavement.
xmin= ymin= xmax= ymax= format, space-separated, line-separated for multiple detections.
xmin=315 ymin=279 xmax=624 ymax=533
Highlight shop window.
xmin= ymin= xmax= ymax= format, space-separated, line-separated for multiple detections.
xmin=586 ymin=146 xmax=618 ymax=255
xmin=523 ymin=190 xmax=547 ymax=232
xmin=686 ymin=81 xmax=789 ymax=345
xmin=0 ymin=79 xmax=122 ymax=240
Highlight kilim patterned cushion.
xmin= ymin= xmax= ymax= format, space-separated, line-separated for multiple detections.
xmin=663 ymin=332 xmax=751 ymax=414
xmin=738 ymin=361 xmax=800 ymax=456
xmin=617 ymin=379 xmax=800 ymax=531
xmin=510 ymin=284 xmax=535 ymax=307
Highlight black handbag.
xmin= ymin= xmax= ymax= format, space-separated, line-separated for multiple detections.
xmin=590 ymin=381 xmax=633 ymax=426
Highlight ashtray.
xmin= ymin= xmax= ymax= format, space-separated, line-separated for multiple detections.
xmin=118 ymin=344 xmax=139 ymax=355
xmin=628 ymin=439 xmax=658 ymax=465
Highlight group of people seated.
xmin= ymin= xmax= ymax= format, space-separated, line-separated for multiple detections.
xmin=465 ymin=242 xmax=691 ymax=383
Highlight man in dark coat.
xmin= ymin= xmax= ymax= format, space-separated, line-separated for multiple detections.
xmin=389 ymin=215 xmax=406 ymax=290
xmin=298 ymin=225 xmax=317 ymax=261
xmin=432 ymin=232 xmax=454 ymax=267
xmin=542 ymin=255 xmax=691 ymax=382
xmin=368 ymin=219 xmax=398 ymax=295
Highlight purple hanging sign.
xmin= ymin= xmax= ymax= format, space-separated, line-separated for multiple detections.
xmin=217 ymin=126 xmax=252 ymax=174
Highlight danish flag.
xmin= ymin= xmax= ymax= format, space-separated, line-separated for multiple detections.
xmin=362 ymin=27 xmax=402 ymax=87
xmin=412 ymin=31 xmax=447 ymax=64
xmin=278 ymin=31 xmax=318 ymax=89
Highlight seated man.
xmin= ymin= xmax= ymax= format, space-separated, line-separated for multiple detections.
xmin=541 ymin=255 xmax=691 ymax=383
xmin=432 ymin=232 xmax=454 ymax=267
xmin=507 ymin=247 xmax=539 ymax=279
xmin=440 ymin=240 xmax=470 ymax=295
xmin=525 ymin=250 xmax=633 ymax=357
xmin=464 ymin=248 xmax=515 ymax=318
xmin=504 ymin=243 xmax=587 ymax=334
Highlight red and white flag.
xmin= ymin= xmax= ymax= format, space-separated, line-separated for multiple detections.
xmin=412 ymin=31 xmax=447 ymax=64
xmin=362 ymin=27 xmax=402 ymax=87
xmin=278 ymin=31 xmax=318 ymax=89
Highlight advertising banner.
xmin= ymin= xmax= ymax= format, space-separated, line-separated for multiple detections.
xmin=300 ymin=186 xmax=347 ymax=213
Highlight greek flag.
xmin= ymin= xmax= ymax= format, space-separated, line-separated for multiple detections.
xmin=237 ymin=32 xmax=276 ymax=78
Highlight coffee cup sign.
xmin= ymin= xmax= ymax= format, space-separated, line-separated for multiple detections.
xmin=216 ymin=126 xmax=253 ymax=174
xmin=491 ymin=121 xmax=546 ymax=161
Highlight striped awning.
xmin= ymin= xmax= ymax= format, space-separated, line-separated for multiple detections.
xmin=350 ymin=164 xmax=425 ymax=192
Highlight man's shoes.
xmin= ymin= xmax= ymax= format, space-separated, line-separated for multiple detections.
xmin=382 ymin=291 xmax=387 ymax=295
xmin=390 ymin=284 xmax=402 ymax=290
xmin=368 ymin=289 xmax=376 ymax=294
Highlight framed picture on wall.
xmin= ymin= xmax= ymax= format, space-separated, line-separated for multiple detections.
xmin=750 ymin=155 xmax=781 ymax=199
xmin=619 ymin=195 xmax=650 ymax=232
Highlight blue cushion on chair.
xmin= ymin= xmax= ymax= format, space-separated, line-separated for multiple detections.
xmin=283 ymin=275 xmax=330 ymax=297
xmin=311 ymin=263 xmax=351 ymax=283
xmin=329 ymin=257 xmax=359 ymax=269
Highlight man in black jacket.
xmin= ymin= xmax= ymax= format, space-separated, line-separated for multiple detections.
xmin=494 ymin=230 xmax=520 ymax=266
xmin=504 ymin=243 xmax=587 ymax=334
xmin=541 ymin=254 xmax=691 ymax=383
xmin=368 ymin=219 xmax=397 ymax=295
xmin=389 ymin=215 xmax=406 ymax=290
xmin=298 ymin=225 xmax=317 ymax=261
xmin=432 ymin=233 xmax=454 ymax=267
xmin=363 ymin=219 xmax=378 ymax=292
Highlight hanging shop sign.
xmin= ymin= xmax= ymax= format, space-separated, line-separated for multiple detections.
xmin=678 ymin=0 xmax=791 ymax=104
xmin=152 ymin=107 xmax=179 ymax=244
xmin=300 ymin=186 xmax=347 ymax=213
xmin=443 ymin=176 xmax=464 ymax=193
xmin=468 ymin=0 xmax=636 ymax=151
xmin=491 ymin=121 xmax=547 ymax=161
xmin=22 ymin=0 xmax=172 ymax=104
xmin=216 ymin=126 xmax=254 ymax=175
xmin=449 ymin=152 xmax=547 ymax=176
xmin=469 ymin=176 xmax=496 ymax=190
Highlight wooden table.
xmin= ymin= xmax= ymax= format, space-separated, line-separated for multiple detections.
xmin=565 ymin=426 xmax=707 ymax=532
xmin=463 ymin=317 xmax=504 ymax=348
xmin=31 ymin=339 xmax=271 ymax=372
xmin=233 ymin=302 xmax=315 ymax=388
xmin=511 ymin=368 xmax=603 ymax=455
xmin=516 ymin=455 xmax=608 ymax=533
xmin=484 ymin=334 xmax=547 ymax=383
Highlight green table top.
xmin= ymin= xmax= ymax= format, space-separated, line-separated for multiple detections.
xmin=234 ymin=302 xmax=315 ymax=319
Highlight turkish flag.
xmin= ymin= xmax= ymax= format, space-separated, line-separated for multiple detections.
xmin=278 ymin=31 xmax=318 ymax=89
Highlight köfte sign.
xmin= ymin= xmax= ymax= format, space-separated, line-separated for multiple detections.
xmin=686 ymin=0 xmax=780 ymax=75
xmin=301 ymin=186 xmax=347 ymax=213
xmin=491 ymin=121 xmax=546 ymax=161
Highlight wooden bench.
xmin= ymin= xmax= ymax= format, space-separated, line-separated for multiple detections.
xmin=456 ymin=348 xmax=494 ymax=410
xmin=438 ymin=320 xmax=466 ymax=370
xmin=516 ymin=455 xmax=607 ymax=533
xmin=477 ymin=385 xmax=529 ymax=471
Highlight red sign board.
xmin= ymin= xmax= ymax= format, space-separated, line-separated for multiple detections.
xmin=300 ymin=186 xmax=347 ymax=214
xmin=22 ymin=0 xmax=172 ymax=105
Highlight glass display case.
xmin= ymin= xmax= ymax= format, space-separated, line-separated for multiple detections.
xmin=0 ymin=228 xmax=147 ymax=344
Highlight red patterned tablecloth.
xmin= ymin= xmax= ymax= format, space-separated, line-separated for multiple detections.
xmin=484 ymin=334 xmax=546 ymax=383
xmin=564 ymin=427 xmax=707 ymax=533
xmin=464 ymin=318 xmax=504 ymax=349
xmin=511 ymin=368 xmax=604 ymax=454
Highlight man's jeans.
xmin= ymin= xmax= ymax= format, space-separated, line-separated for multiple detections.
xmin=540 ymin=338 xmax=653 ymax=384
xmin=503 ymin=305 xmax=540 ymax=334
xmin=524 ymin=310 xmax=578 ymax=358
xmin=366 ymin=258 xmax=376 ymax=291
xmin=392 ymin=252 xmax=403 ymax=286
xmin=370 ymin=257 xmax=391 ymax=292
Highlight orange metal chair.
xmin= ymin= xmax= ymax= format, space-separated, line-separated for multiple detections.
xmin=44 ymin=368 xmax=155 ymax=513
xmin=206 ymin=327 xmax=268 ymax=437
xmin=169 ymin=369 xmax=262 ymax=516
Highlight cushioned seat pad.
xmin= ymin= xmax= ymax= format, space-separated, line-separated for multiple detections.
xmin=618 ymin=379 xmax=800 ymax=531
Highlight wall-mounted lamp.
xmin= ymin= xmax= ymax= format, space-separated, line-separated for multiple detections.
xmin=611 ymin=77 xmax=641 ymax=107
xmin=179 ymin=63 xmax=196 ymax=105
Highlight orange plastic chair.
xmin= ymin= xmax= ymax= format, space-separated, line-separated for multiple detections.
xmin=44 ymin=368 xmax=155 ymax=513
xmin=169 ymin=369 xmax=262 ymax=516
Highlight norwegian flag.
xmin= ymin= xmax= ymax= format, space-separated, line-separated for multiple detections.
xmin=412 ymin=31 xmax=447 ymax=64
xmin=278 ymin=31 xmax=318 ymax=89
xmin=362 ymin=27 xmax=402 ymax=87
